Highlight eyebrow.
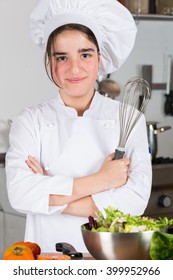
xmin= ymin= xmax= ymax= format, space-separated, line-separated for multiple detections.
xmin=53 ymin=52 xmax=67 ymax=56
xmin=53 ymin=48 xmax=95 ymax=56
xmin=79 ymin=48 xmax=95 ymax=53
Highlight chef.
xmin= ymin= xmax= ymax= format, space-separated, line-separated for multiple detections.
xmin=5 ymin=0 xmax=152 ymax=253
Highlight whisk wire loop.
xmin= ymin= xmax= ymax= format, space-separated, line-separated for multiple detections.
xmin=114 ymin=77 xmax=151 ymax=160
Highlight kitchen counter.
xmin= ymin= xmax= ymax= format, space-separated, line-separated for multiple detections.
xmin=82 ymin=253 xmax=94 ymax=260
xmin=0 ymin=253 xmax=94 ymax=261
xmin=152 ymin=163 xmax=173 ymax=186
xmin=144 ymin=163 xmax=173 ymax=219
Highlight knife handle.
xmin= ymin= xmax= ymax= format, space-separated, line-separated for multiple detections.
xmin=56 ymin=242 xmax=83 ymax=260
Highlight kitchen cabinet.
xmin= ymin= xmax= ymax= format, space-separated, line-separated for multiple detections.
xmin=144 ymin=164 xmax=173 ymax=219
xmin=0 ymin=210 xmax=4 ymax=259
xmin=0 ymin=167 xmax=26 ymax=259
xmin=4 ymin=212 xmax=26 ymax=250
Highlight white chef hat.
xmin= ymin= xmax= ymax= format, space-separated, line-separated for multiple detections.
xmin=29 ymin=0 xmax=137 ymax=75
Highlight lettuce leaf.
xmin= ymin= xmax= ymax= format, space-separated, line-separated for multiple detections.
xmin=150 ymin=231 xmax=173 ymax=260
xmin=86 ymin=206 xmax=173 ymax=233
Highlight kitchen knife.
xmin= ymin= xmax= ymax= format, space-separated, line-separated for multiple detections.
xmin=56 ymin=242 xmax=83 ymax=260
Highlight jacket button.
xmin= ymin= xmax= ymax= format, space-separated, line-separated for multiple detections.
xmin=104 ymin=122 xmax=112 ymax=128
xmin=47 ymin=122 xmax=54 ymax=128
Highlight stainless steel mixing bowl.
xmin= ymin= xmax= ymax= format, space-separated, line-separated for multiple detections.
xmin=81 ymin=223 xmax=165 ymax=260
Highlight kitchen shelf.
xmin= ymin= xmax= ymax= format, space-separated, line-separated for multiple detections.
xmin=133 ymin=14 xmax=173 ymax=21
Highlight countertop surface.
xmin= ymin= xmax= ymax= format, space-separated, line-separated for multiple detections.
xmin=82 ymin=253 xmax=94 ymax=260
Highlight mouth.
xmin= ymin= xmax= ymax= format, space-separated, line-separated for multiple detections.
xmin=67 ymin=77 xmax=86 ymax=84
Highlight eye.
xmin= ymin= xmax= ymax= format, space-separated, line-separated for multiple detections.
xmin=81 ymin=53 xmax=91 ymax=59
xmin=56 ymin=56 xmax=67 ymax=61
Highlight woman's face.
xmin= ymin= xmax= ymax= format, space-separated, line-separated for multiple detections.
xmin=50 ymin=30 xmax=101 ymax=101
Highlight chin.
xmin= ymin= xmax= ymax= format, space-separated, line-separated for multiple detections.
xmin=71 ymin=92 xmax=88 ymax=98
xmin=66 ymin=88 xmax=90 ymax=98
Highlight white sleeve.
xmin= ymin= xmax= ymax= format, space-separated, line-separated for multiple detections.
xmin=5 ymin=109 xmax=73 ymax=215
xmin=92 ymin=114 xmax=152 ymax=216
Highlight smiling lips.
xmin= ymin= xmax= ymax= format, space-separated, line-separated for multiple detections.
xmin=67 ymin=77 xmax=86 ymax=83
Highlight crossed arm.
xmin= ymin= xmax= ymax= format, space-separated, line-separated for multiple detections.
xmin=25 ymin=155 xmax=130 ymax=217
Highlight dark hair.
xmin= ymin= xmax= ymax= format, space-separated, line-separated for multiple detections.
xmin=44 ymin=24 xmax=100 ymax=85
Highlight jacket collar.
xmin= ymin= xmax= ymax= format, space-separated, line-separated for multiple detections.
xmin=55 ymin=90 xmax=102 ymax=117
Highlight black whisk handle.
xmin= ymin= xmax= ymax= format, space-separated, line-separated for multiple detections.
xmin=113 ymin=149 xmax=125 ymax=160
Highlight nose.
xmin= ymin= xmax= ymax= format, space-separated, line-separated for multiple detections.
xmin=69 ymin=59 xmax=81 ymax=75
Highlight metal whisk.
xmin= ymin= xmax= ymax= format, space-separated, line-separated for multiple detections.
xmin=114 ymin=77 xmax=151 ymax=160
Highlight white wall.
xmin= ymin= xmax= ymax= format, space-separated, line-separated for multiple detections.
xmin=0 ymin=0 xmax=56 ymax=120
xmin=0 ymin=1 xmax=173 ymax=157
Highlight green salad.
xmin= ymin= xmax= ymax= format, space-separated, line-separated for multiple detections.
xmin=150 ymin=231 xmax=173 ymax=260
xmin=83 ymin=206 xmax=173 ymax=233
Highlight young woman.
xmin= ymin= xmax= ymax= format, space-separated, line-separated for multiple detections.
xmin=5 ymin=0 xmax=152 ymax=253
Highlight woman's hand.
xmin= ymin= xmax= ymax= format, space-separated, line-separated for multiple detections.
xmin=25 ymin=155 xmax=47 ymax=175
xmin=97 ymin=153 xmax=130 ymax=190
xmin=25 ymin=153 xmax=130 ymax=208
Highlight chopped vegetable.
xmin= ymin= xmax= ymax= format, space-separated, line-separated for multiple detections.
xmin=82 ymin=207 xmax=173 ymax=233
xmin=150 ymin=231 xmax=173 ymax=260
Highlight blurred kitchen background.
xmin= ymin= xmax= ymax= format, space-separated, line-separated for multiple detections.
xmin=1 ymin=0 xmax=173 ymax=258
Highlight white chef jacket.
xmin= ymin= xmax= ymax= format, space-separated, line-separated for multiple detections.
xmin=5 ymin=91 xmax=152 ymax=253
